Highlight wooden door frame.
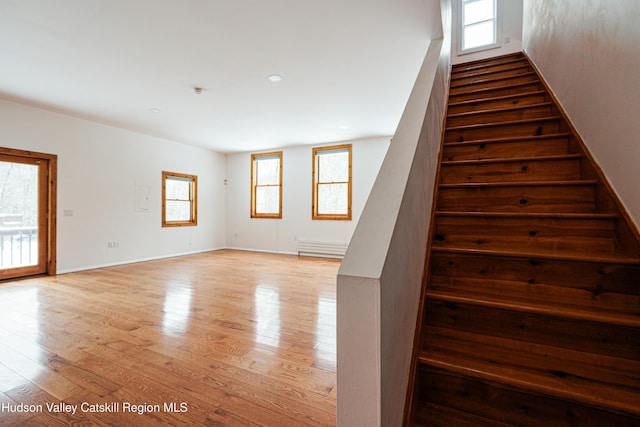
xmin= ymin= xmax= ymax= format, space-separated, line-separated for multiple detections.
xmin=0 ymin=147 xmax=57 ymax=278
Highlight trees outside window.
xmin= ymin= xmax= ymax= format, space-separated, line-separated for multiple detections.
xmin=312 ymin=144 xmax=351 ymax=220
xmin=162 ymin=171 xmax=197 ymax=227
xmin=251 ymin=152 xmax=282 ymax=219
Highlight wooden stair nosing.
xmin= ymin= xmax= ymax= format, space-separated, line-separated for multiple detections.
xmin=443 ymin=132 xmax=572 ymax=147
xmin=426 ymin=290 xmax=640 ymax=328
xmin=439 ymin=179 xmax=598 ymax=189
xmin=434 ymin=211 xmax=617 ymax=220
xmin=448 ymin=80 xmax=542 ymax=98
xmin=446 ymin=102 xmax=554 ymax=120
xmin=447 ymin=90 xmax=547 ymax=108
xmin=440 ymin=153 xmax=582 ymax=167
xmin=415 ymin=402 xmax=514 ymax=427
xmin=451 ymin=72 xmax=537 ymax=90
xmin=451 ymin=54 xmax=526 ymax=74
xmin=431 ymin=246 xmax=640 ymax=266
xmin=445 ymin=115 xmax=563 ymax=132
xmin=419 ymin=357 xmax=640 ymax=418
xmin=451 ymin=65 xmax=533 ymax=85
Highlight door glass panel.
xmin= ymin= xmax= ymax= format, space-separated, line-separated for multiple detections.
xmin=0 ymin=161 xmax=38 ymax=269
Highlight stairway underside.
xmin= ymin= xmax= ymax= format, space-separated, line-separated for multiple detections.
xmin=406 ymin=52 xmax=640 ymax=426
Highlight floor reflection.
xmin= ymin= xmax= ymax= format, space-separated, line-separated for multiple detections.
xmin=0 ymin=287 xmax=44 ymax=383
xmin=254 ymin=284 xmax=281 ymax=348
xmin=162 ymin=284 xmax=193 ymax=335
xmin=315 ymin=292 xmax=336 ymax=364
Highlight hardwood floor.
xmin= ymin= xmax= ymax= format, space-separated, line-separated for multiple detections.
xmin=0 ymin=250 xmax=339 ymax=426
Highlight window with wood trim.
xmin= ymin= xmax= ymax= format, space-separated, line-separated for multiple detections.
xmin=251 ymin=151 xmax=282 ymax=218
xmin=460 ymin=0 xmax=499 ymax=52
xmin=162 ymin=171 xmax=197 ymax=227
xmin=312 ymin=144 xmax=351 ymax=220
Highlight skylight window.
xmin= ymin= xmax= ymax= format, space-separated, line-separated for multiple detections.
xmin=461 ymin=0 xmax=497 ymax=51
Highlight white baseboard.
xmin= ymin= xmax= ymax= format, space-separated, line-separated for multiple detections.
xmin=56 ymin=247 xmax=225 ymax=274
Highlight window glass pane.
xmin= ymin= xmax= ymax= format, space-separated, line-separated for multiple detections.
xmin=166 ymin=200 xmax=191 ymax=222
xmin=318 ymin=183 xmax=348 ymax=215
xmin=0 ymin=161 xmax=39 ymax=268
xmin=319 ymin=151 xmax=349 ymax=182
xmin=464 ymin=20 xmax=495 ymax=49
xmin=464 ymin=0 xmax=494 ymax=25
xmin=256 ymin=158 xmax=280 ymax=185
xmin=166 ymin=178 xmax=191 ymax=200
xmin=256 ymin=186 xmax=280 ymax=214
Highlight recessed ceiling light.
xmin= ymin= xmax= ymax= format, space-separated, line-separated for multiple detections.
xmin=267 ymin=74 xmax=283 ymax=83
xmin=149 ymin=108 xmax=161 ymax=113
xmin=339 ymin=125 xmax=350 ymax=129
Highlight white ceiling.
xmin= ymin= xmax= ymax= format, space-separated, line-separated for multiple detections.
xmin=0 ymin=0 xmax=436 ymax=153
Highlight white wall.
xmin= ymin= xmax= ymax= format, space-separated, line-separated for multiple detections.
xmin=225 ymin=138 xmax=389 ymax=254
xmin=451 ymin=0 xmax=523 ymax=64
xmin=0 ymin=98 xmax=227 ymax=273
xmin=337 ymin=0 xmax=450 ymax=424
xmin=523 ymin=0 xmax=640 ymax=229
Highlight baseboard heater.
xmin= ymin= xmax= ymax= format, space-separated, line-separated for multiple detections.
xmin=297 ymin=240 xmax=348 ymax=258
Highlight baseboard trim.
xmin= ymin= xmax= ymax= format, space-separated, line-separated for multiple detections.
xmin=57 ymin=247 xmax=225 ymax=274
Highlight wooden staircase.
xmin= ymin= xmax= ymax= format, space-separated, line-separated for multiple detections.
xmin=405 ymin=52 xmax=640 ymax=426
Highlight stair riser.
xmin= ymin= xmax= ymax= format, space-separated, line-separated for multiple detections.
xmin=447 ymin=92 xmax=547 ymax=115
xmin=452 ymin=55 xmax=526 ymax=72
xmin=452 ymin=58 xmax=529 ymax=78
xmin=445 ymin=119 xmax=562 ymax=143
xmin=449 ymin=81 xmax=543 ymax=103
xmin=450 ymin=74 xmax=538 ymax=95
xmin=433 ymin=216 xmax=616 ymax=254
xmin=430 ymin=252 xmax=640 ymax=307
xmin=424 ymin=328 xmax=640 ymax=392
xmin=446 ymin=104 xmax=554 ymax=127
xmin=440 ymin=157 xmax=581 ymax=183
xmin=438 ymin=184 xmax=597 ymax=213
xmin=451 ymin=66 xmax=533 ymax=87
xmin=424 ymin=299 xmax=639 ymax=359
xmin=442 ymin=137 xmax=571 ymax=161
xmin=418 ymin=368 xmax=640 ymax=427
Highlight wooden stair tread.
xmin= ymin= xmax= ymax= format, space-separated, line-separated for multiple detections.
xmin=451 ymin=72 xmax=537 ymax=89
xmin=432 ymin=246 xmax=640 ymax=266
xmin=419 ymin=335 xmax=640 ymax=417
xmin=451 ymin=66 xmax=533 ymax=86
xmin=451 ymin=54 xmax=526 ymax=73
xmin=443 ymin=132 xmax=572 ymax=147
xmin=448 ymin=90 xmax=547 ymax=108
xmin=435 ymin=211 xmax=617 ymax=220
xmin=451 ymin=52 xmax=524 ymax=70
xmin=447 ymin=102 xmax=553 ymax=119
xmin=439 ymin=179 xmax=597 ymax=188
xmin=449 ymin=80 xmax=541 ymax=97
xmin=426 ymin=289 xmax=640 ymax=327
xmin=446 ymin=115 xmax=562 ymax=132
xmin=414 ymin=402 xmax=512 ymax=427
xmin=441 ymin=153 xmax=581 ymax=167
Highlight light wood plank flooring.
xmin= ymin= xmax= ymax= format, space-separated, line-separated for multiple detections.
xmin=0 ymin=249 xmax=339 ymax=426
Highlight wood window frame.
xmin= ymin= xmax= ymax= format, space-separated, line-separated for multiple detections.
xmin=162 ymin=171 xmax=197 ymax=227
xmin=0 ymin=147 xmax=57 ymax=279
xmin=312 ymin=144 xmax=352 ymax=221
xmin=459 ymin=0 xmax=501 ymax=55
xmin=250 ymin=151 xmax=283 ymax=219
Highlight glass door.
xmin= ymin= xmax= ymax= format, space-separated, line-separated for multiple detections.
xmin=0 ymin=154 xmax=50 ymax=279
